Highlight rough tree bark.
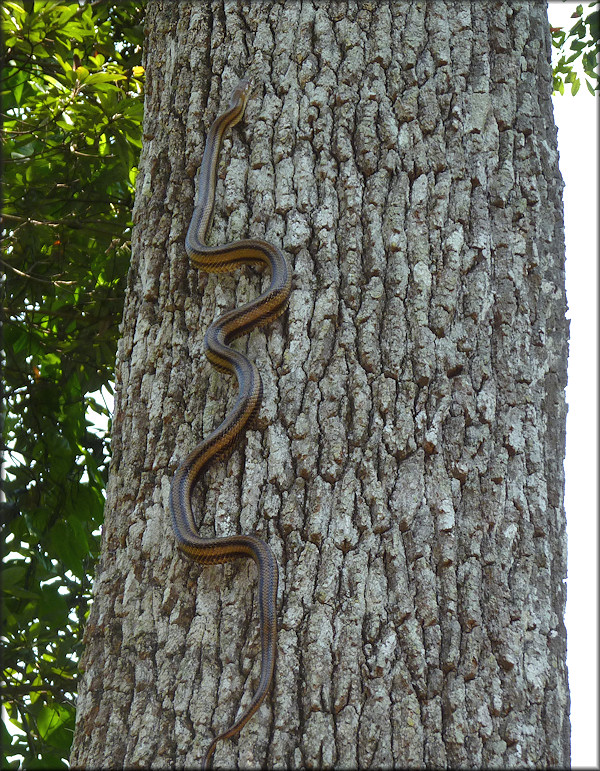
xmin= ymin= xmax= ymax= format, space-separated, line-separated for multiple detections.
xmin=71 ymin=1 xmax=570 ymax=768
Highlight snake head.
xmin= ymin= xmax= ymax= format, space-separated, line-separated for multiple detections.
xmin=230 ymin=78 xmax=256 ymax=111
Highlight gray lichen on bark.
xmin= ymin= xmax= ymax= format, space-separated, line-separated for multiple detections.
xmin=71 ymin=1 xmax=570 ymax=769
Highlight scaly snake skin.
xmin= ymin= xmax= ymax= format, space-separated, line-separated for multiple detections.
xmin=169 ymin=79 xmax=291 ymax=768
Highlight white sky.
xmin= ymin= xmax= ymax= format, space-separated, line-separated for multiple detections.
xmin=548 ymin=2 xmax=599 ymax=768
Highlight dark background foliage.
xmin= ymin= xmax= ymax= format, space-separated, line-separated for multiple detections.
xmin=2 ymin=2 xmax=144 ymax=766
xmin=1 ymin=1 xmax=595 ymax=768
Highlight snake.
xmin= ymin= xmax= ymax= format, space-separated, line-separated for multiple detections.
xmin=169 ymin=78 xmax=291 ymax=768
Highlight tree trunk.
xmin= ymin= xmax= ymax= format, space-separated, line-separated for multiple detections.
xmin=71 ymin=1 xmax=570 ymax=768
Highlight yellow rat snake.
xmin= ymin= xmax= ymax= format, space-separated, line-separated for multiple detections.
xmin=169 ymin=79 xmax=291 ymax=768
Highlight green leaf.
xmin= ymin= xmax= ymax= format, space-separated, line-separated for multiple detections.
xmin=3 ymin=2 xmax=27 ymax=19
xmin=48 ymin=519 xmax=87 ymax=579
xmin=1 ymin=565 xmax=28 ymax=589
xmin=3 ymin=584 xmax=41 ymax=601
xmin=2 ymin=1 xmax=145 ymax=765
xmin=56 ymin=6 xmax=78 ymax=28
xmin=37 ymin=702 xmax=72 ymax=740
xmin=84 ymin=72 xmax=126 ymax=85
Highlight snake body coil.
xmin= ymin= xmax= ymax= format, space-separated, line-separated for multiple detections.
xmin=169 ymin=79 xmax=291 ymax=768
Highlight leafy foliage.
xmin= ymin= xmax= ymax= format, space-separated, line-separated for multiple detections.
xmin=1 ymin=2 xmax=145 ymax=767
xmin=551 ymin=1 xmax=599 ymax=95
